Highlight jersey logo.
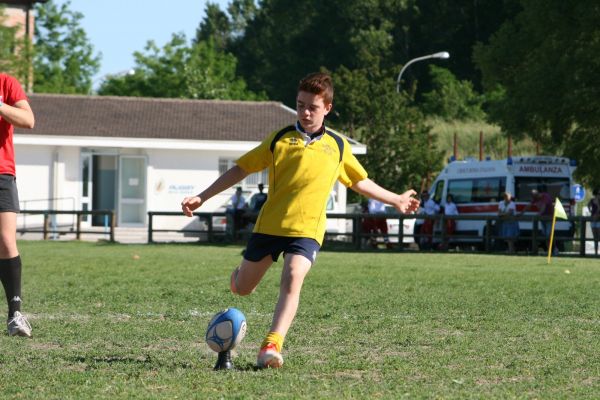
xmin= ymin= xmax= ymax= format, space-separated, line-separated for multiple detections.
xmin=269 ymin=125 xmax=344 ymax=163
xmin=322 ymin=143 xmax=335 ymax=156
xmin=289 ymin=137 xmax=299 ymax=145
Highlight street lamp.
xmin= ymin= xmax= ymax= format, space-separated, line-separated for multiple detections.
xmin=396 ymin=51 xmax=450 ymax=93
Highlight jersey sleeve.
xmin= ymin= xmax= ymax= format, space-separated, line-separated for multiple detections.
xmin=5 ymin=75 xmax=28 ymax=105
xmin=337 ymin=138 xmax=368 ymax=187
xmin=236 ymin=130 xmax=277 ymax=173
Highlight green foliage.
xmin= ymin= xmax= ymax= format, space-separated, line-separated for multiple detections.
xmin=421 ymin=66 xmax=485 ymax=121
xmin=195 ymin=0 xmax=257 ymax=50
xmin=33 ymin=0 xmax=100 ymax=94
xmin=99 ymin=34 xmax=264 ymax=100
xmin=194 ymin=2 xmax=231 ymax=50
xmin=473 ymin=0 xmax=600 ymax=187
xmin=334 ymin=65 xmax=441 ymax=193
xmin=3 ymin=241 xmax=599 ymax=398
xmin=331 ymin=23 xmax=442 ymax=193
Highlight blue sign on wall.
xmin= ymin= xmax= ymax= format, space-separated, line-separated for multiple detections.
xmin=572 ymin=184 xmax=585 ymax=202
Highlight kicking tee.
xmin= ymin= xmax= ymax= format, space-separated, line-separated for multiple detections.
xmin=236 ymin=124 xmax=367 ymax=244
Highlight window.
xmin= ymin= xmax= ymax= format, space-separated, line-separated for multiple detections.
xmin=514 ymin=178 xmax=570 ymax=202
xmin=448 ymin=177 xmax=506 ymax=204
xmin=219 ymin=158 xmax=268 ymax=188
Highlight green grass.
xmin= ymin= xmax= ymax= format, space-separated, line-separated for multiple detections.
xmin=1 ymin=241 xmax=599 ymax=399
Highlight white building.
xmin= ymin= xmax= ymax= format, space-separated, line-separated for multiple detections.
xmin=15 ymin=94 xmax=366 ymax=233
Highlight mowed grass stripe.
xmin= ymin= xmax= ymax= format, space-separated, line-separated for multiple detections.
xmin=0 ymin=241 xmax=596 ymax=399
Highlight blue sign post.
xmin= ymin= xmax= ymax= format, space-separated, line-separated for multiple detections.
xmin=572 ymin=184 xmax=585 ymax=203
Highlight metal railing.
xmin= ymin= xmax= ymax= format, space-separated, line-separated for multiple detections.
xmin=19 ymin=197 xmax=77 ymax=231
xmin=18 ymin=210 xmax=115 ymax=241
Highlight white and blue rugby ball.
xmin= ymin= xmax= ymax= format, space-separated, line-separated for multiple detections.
xmin=205 ymin=307 xmax=247 ymax=352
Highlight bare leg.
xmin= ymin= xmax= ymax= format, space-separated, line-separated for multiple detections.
xmin=231 ymin=255 xmax=273 ymax=296
xmin=269 ymin=253 xmax=312 ymax=337
xmin=0 ymin=212 xmax=18 ymax=259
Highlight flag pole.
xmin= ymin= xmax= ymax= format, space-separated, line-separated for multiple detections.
xmin=547 ymin=214 xmax=557 ymax=264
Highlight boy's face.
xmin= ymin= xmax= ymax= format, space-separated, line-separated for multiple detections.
xmin=296 ymin=91 xmax=332 ymax=133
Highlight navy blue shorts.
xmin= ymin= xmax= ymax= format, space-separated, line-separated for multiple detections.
xmin=244 ymin=233 xmax=321 ymax=264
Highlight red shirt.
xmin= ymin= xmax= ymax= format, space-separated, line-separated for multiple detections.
xmin=0 ymin=74 xmax=28 ymax=176
xmin=532 ymin=192 xmax=554 ymax=216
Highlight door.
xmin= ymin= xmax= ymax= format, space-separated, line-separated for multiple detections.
xmin=119 ymin=156 xmax=147 ymax=226
xmin=92 ymin=155 xmax=118 ymax=226
xmin=80 ymin=153 xmax=92 ymax=225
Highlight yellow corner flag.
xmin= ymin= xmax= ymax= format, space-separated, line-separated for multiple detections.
xmin=547 ymin=198 xmax=568 ymax=264
xmin=554 ymin=198 xmax=568 ymax=220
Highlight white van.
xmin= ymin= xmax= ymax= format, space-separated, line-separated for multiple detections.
xmin=420 ymin=155 xmax=577 ymax=248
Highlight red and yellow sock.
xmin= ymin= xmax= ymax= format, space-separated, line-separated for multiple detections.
xmin=261 ymin=331 xmax=284 ymax=353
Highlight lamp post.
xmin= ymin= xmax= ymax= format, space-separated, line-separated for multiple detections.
xmin=396 ymin=51 xmax=450 ymax=93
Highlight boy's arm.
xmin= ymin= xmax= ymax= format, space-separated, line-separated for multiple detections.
xmin=0 ymin=100 xmax=35 ymax=129
xmin=350 ymin=178 xmax=420 ymax=214
xmin=181 ymin=165 xmax=249 ymax=216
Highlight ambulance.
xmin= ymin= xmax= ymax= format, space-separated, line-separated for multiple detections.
xmin=421 ymin=155 xmax=577 ymax=249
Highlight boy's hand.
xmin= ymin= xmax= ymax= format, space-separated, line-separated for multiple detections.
xmin=395 ymin=190 xmax=420 ymax=214
xmin=181 ymin=196 xmax=203 ymax=217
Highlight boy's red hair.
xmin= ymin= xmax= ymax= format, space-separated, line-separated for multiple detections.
xmin=298 ymin=72 xmax=334 ymax=105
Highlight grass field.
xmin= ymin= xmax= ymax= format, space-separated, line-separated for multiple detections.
xmin=1 ymin=241 xmax=598 ymax=399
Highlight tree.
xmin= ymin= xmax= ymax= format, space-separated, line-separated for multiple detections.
xmin=421 ymin=65 xmax=485 ymax=121
xmin=34 ymin=0 xmax=100 ymax=94
xmin=99 ymin=34 xmax=264 ymax=101
xmin=332 ymin=25 xmax=442 ymax=194
xmin=473 ymin=0 xmax=600 ymax=187
xmin=195 ymin=2 xmax=231 ymax=50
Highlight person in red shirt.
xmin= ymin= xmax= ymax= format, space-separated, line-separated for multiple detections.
xmin=0 ymin=73 xmax=35 ymax=337
xmin=521 ymin=186 xmax=557 ymax=255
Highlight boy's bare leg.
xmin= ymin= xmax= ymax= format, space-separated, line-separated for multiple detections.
xmin=231 ymin=255 xmax=273 ymax=296
xmin=256 ymin=253 xmax=312 ymax=368
xmin=269 ymin=253 xmax=312 ymax=337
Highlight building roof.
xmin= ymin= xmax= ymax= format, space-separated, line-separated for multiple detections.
xmin=15 ymin=94 xmax=365 ymax=149
xmin=16 ymin=94 xmax=298 ymax=142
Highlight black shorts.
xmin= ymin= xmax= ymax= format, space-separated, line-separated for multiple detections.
xmin=0 ymin=174 xmax=19 ymax=212
xmin=244 ymin=233 xmax=321 ymax=264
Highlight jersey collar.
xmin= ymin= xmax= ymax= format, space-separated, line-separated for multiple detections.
xmin=295 ymin=121 xmax=326 ymax=145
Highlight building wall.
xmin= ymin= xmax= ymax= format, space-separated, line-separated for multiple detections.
xmin=14 ymin=143 xmax=349 ymax=232
xmin=2 ymin=5 xmax=34 ymax=40
xmin=15 ymin=144 xmax=80 ymax=228
xmin=146 ymin=148 xmax=248 ymax=230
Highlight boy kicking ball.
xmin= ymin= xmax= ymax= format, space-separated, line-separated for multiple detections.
xmin=181 ymin=72 xmax=419 ymax=368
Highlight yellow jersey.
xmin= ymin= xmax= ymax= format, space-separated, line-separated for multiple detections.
xmin=236 ymin=124 xmax=368 ymax=244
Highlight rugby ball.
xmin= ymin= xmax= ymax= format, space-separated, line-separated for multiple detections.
xmin=205 ymin=307 xmax=247 ymax=352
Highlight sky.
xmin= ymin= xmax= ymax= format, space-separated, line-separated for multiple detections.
xmin=54 ymin=0 xmax=229 ymax=88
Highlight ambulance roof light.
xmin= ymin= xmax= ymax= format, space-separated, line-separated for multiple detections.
xmin=507 ymin=157 xmax=513 ymax=165
xmin=570 ymin=159 xmax=577 ymax=166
